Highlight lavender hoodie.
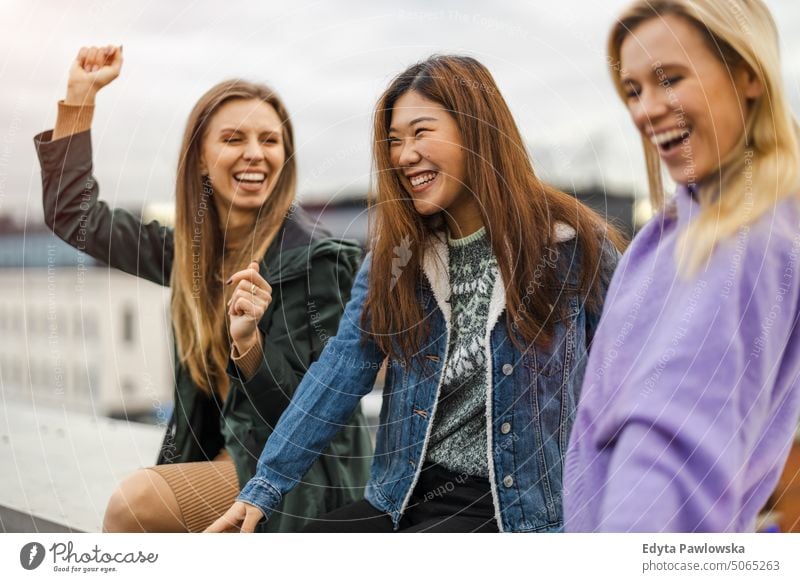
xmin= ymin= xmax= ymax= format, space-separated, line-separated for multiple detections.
xmin=564 ymin=185 xmax=800 ymax=532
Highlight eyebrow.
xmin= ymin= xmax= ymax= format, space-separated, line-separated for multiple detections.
xmin=388 ymin=116 xmax=438 ymax=133
xmin=622 ymin=62 xmax=690 ymax=83
xmin=218 ymin=127 xmax=282 ymax=136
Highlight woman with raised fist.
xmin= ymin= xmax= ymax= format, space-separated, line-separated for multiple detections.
xmin=34 ymin=45 xmax=372 ymax=532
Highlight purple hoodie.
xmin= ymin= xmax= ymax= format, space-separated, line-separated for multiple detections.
xmin=564 ymin=185 xmax=800 ymax=532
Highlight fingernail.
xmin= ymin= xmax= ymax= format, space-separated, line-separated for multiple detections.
xmin=225 ymin=277 xmax=233 ymax=285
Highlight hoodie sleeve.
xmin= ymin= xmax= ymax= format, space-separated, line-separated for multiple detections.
xmin=596 ymin=217 xmax=800 ymax=532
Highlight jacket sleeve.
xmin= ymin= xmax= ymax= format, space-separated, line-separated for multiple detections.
xmin=236 ymin=254 xmax=385 ymax=520
xmin=227 ymin=248 xmax=360 ymax=430
xmin=34 ymin=129 xmax=174 ymax=286
xmin=585 ymin=237 xmax=621 ymax=347
xmin=594 ymin=226 xmax=800 ymax=532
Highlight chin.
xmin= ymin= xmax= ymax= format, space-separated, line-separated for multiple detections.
xmin=232 ymin=194 xmax=271 ymax=208
xmin=666 ymin=166 xmax=697 ymax=186
xmin=411 ymin=201 xmax=442 ymax=216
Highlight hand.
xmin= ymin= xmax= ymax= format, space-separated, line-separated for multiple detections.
xmin=65 ymin=45 xmax=123 ymax=106
xmin=204 ymin=501 xmax=264 ymax=533
xmin=226 ymin=261 xmax=272 ymax=353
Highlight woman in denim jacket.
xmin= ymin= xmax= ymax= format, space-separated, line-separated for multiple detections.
xmin=209 ymin=55 xmax=624 ymax=533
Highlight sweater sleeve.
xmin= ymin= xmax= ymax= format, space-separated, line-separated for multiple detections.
xmin=230 ymin=336 xmax=264 ymax=380
xmin=596 ymin=220 xmax=800 ymax=532
xmin=53 ymin=101 xmax=95 ymax=140
xmin=34 ymin=106 xmax=174 ymax=286
xmin=236 ymin=254 xmax=385 ymax=521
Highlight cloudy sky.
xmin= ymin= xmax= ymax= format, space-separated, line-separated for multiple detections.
xmin=1 ymin=0 xmax=799 ymax=222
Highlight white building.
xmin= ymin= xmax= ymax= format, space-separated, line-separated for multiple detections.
xmin=0 ymin=233 xmax=173 ymax=422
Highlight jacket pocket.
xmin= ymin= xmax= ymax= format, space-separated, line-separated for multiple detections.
xmin=526 ymin=294 xmax=580 ymax=378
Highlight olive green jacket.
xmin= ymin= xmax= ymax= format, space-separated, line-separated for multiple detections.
xmin=34 ymin=129 xmax=373 ymax=532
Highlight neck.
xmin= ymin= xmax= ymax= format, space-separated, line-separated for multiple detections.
xmin=444 ymin=198 xmax=483 ymax=239
xmin=214 ymin=198 xmax=256 ymax=233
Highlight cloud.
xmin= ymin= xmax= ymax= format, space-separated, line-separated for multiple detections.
xmin=2 ymin=0 xmax=797 ymax=220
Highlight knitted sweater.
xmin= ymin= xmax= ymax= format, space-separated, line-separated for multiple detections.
xmin=425 ymin=226 xmax=498 ymax=478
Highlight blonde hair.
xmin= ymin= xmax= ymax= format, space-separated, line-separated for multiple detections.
xmin=609 ymin=0 xmax=800 ymax=275
xmin=171 ymin=80 xmax=296 ymax=396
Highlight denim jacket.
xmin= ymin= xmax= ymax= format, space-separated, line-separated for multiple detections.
xmin=238 ymin=224 xmax=618 ymax=532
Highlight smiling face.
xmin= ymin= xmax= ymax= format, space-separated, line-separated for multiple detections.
xmin=200 ymin=98 xmax=286 ymax=220
xmin=619 ymin=14 xmax=762 ymax=185
xmin=388 ymin=91 xmax=475 ymax=227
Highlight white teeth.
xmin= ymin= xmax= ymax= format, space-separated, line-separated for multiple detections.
xmin=650 ymin=128 xmax=690 ymax=147
xmin=234 ymin=172 xmax=266 ymax=182
xmin=410 ymin=172 xmax=437 ymax=187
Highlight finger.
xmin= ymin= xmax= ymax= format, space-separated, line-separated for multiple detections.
xmin=86 ymin=47 xmax=99 ymax=72
xmin=205 ymin=511 xmax=238 ymax=533
xmin=236 ymin=278 xmax=258 ymax=293
xmin=229 ymin=288 xmax=270 ymax=312
xmin=225 ymin=267 xmax=267 ymax=288
xmin=233 ymin=297 xmax=263 ymax=319
xmin=226 ymin=268 xmax=260 ymax=287
xmin=90 ymin=46 xmax=106 ymax=72
xmin=234 ymin=279 xmax=269 ymax=301
xmin=105 ymin=45 xmax=120 ymax=63
xmin=77 ymin=47 xmax=89 ymax=70
xmin=241 ymin=508 xmax=263 ymax=534
xmin=227 ymin=288 xmax=248 ymax=308
xmin=110 ymin=45 xmax=123 ymax=71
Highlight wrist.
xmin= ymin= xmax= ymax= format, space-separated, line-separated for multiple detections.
xmin=234 ymin=329 xmax=261 ymax=355
xmin=65 ymin=85 xmax=98 ymax=107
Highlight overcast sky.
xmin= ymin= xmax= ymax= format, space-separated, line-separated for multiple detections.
xmin=1 ymin=0 xmax=799 ymax=222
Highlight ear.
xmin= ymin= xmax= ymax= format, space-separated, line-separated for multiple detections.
xmin=738 ymin=64 xmax=763 ymax=100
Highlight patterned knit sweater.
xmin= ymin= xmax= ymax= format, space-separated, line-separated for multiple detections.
xmin=425 ymin=226 xmax=498 ymax=478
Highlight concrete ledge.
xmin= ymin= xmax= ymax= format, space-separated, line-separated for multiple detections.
xmin=0 ymin=399 xmax=164 ymax=532
xmin=0 ymin=504 xmax=77 ymax=533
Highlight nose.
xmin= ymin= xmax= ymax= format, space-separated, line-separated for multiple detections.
xmin=243 ymin=137 xmax=266 ymax=162
xmin=396 ymin=138 xmax=421 ymax=167
xmin=630 ymin=86 xmax=671 ymax=134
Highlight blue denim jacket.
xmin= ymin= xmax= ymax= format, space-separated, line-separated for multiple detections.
xmin=238 ymin=226 xmax=618 ymax=532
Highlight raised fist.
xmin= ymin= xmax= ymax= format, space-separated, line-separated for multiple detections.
xmin=65 ymin=45 xmax=123 ymax=106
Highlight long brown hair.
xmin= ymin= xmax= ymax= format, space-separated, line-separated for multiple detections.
xmin=365 ymin=55 xmax=625 ymax=361
xmin=171 ymin=80 xmax=297 ymax=397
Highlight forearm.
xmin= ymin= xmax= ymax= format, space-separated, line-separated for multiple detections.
xmin=237 ymin=344 xmax=379 ymax=520
xmin=34 ymin=128 xmax=174 ymax=285
xmin=599 ymin=418 xmax=739 ymax=532
xmin=236 ymin=254 xmax=381 ymax=521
